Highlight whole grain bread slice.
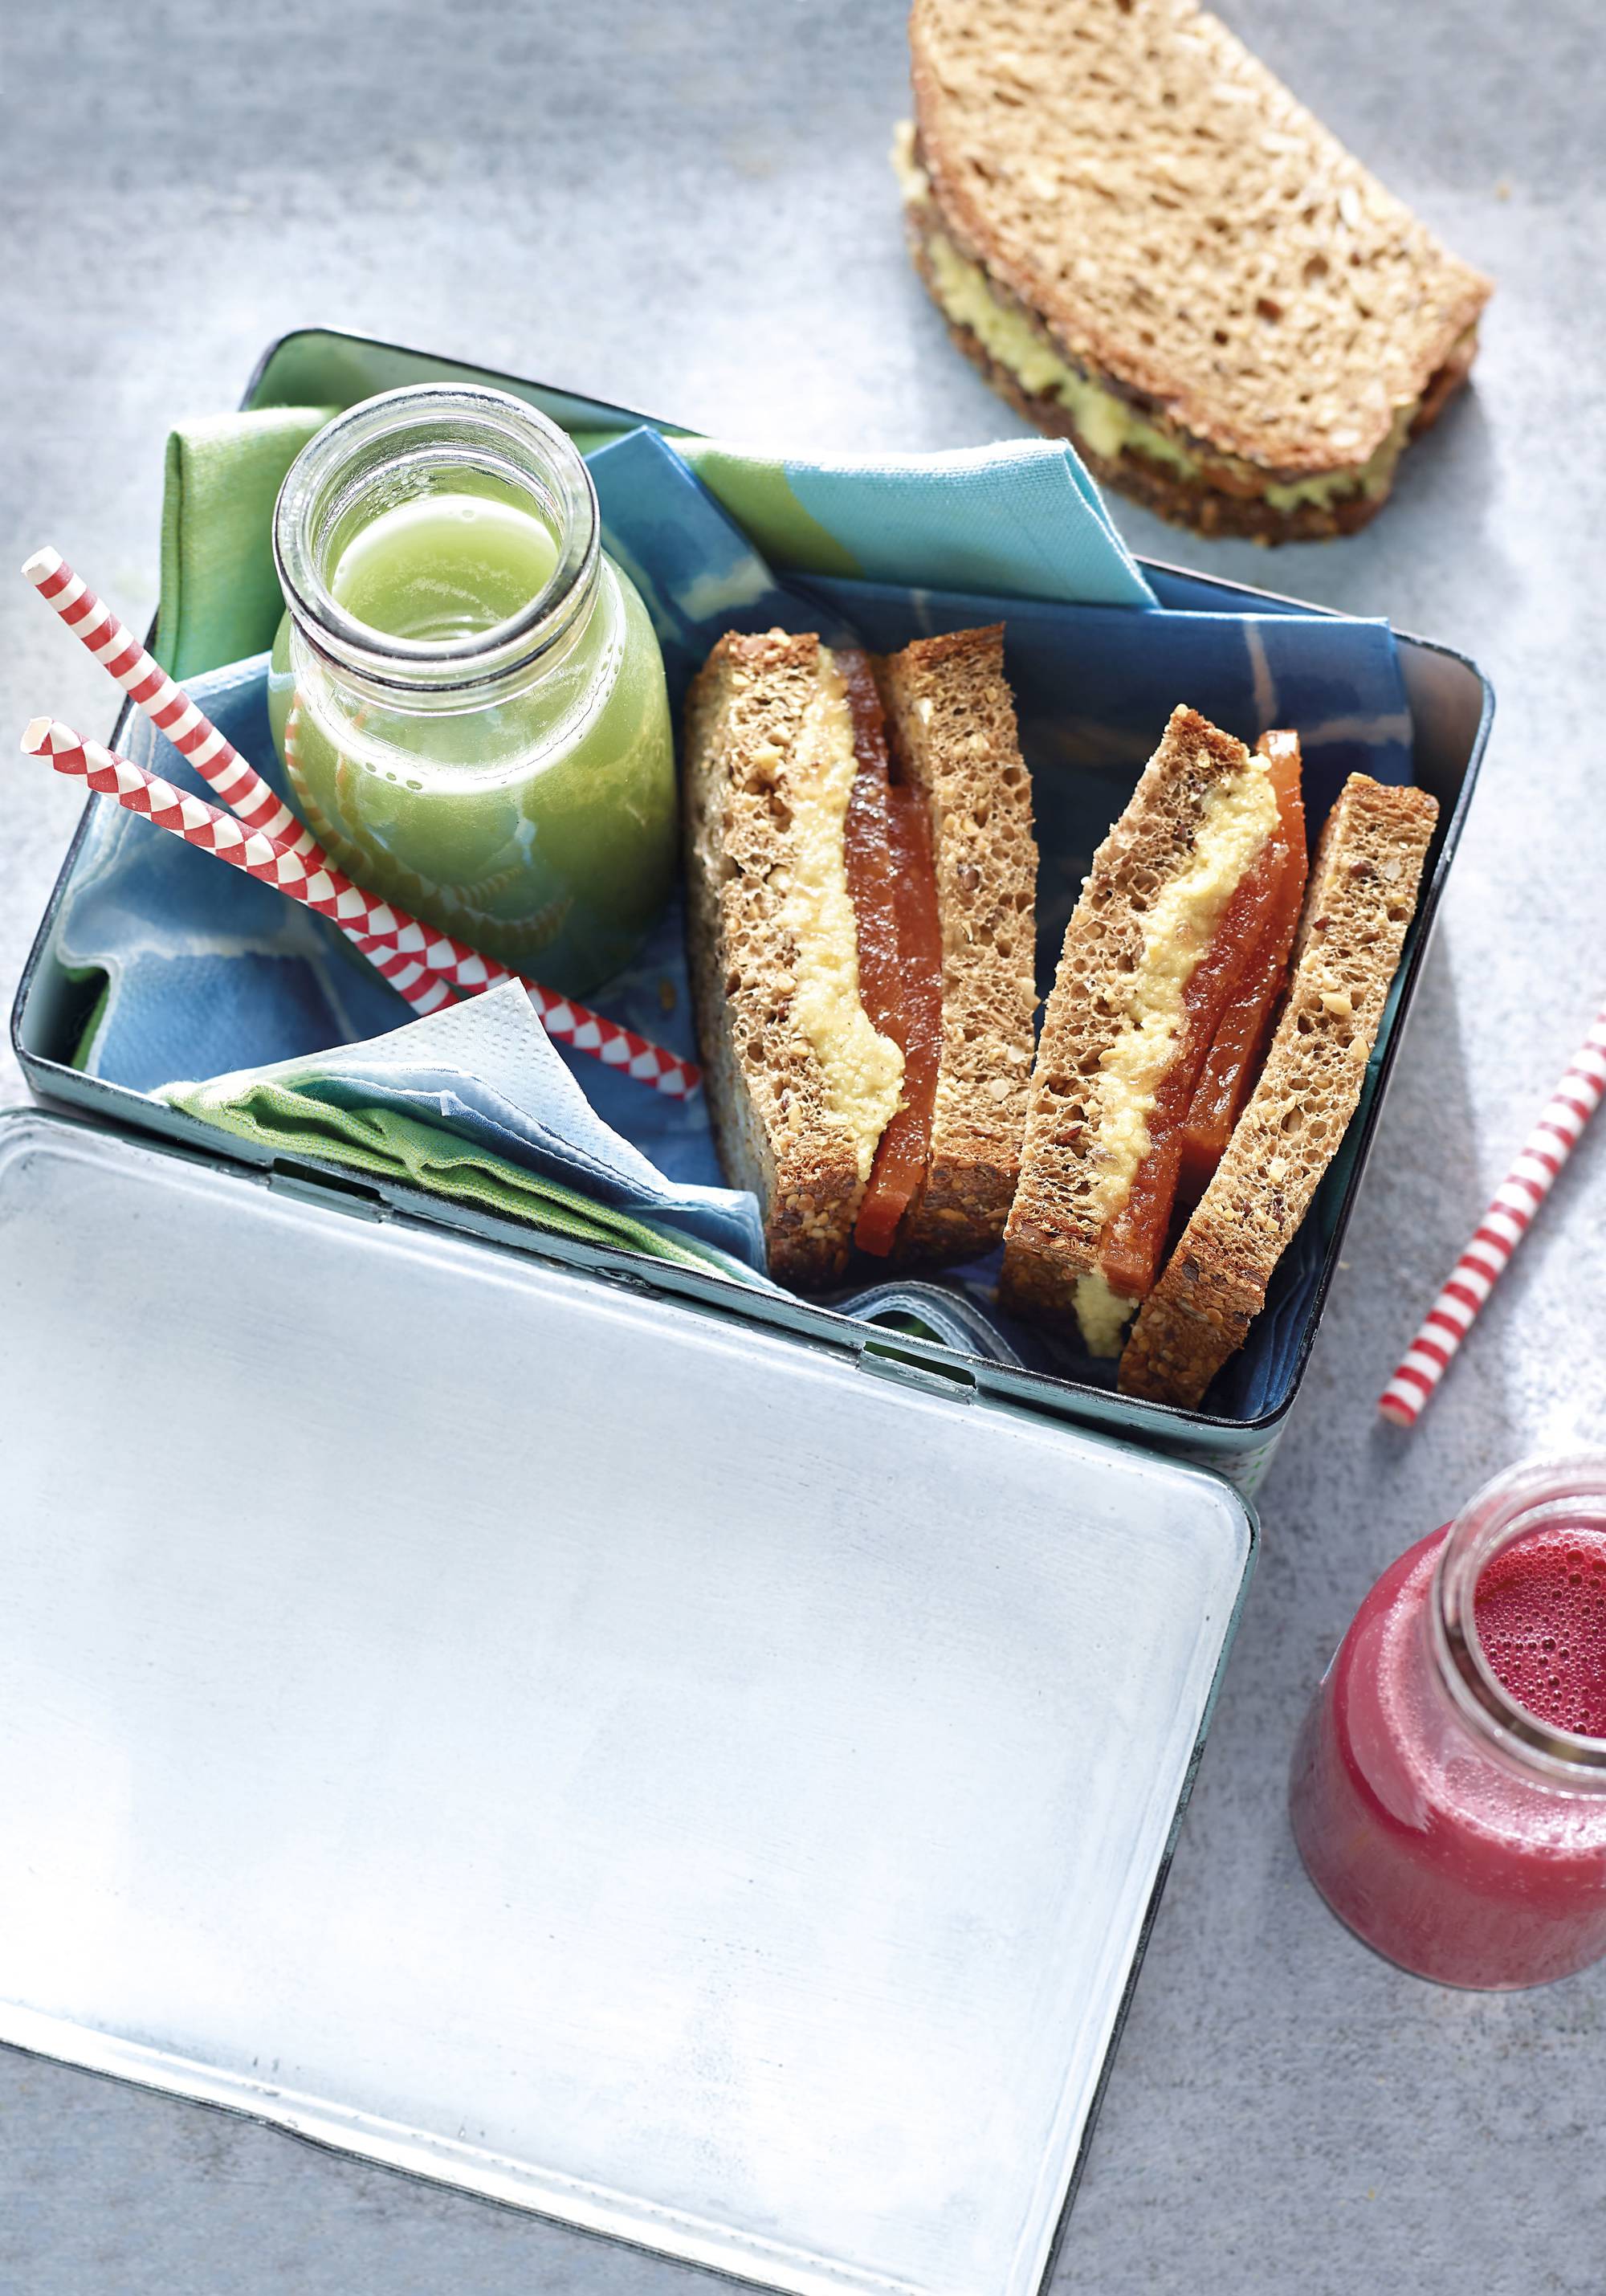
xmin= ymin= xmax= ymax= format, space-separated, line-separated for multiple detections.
xmin=1000 ymin=705 xmax=1256 ymax=1325
xmin=683 ymin=630 xmax=870 ymax=1289
xmin=908 ymin=0 xmax=1492 ymax=481
xmin=878 ymin=624 xmax=1038 ymax=1262
xmin=1119 ymin=773 xmax=1439 ymax=1409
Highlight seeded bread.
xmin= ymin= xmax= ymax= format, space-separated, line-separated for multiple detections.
xmin=686 ymin=626 xmax=1041 ymax=1287
xmin=1119 ymin=773 xmax=1439 ymax=1408
xmin=683 ymin=630 xmax=868 ymax=1289
xmin=1000 ymin=706 xmax=1253 ymax=1323
xmin=906 ymin=0 xmax=1492 ymax=528
xmin=878 ymin=624 xmax=1039 ymax=1261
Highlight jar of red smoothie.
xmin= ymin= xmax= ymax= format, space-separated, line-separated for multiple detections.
xmin=1290 ymin=1455 xmax=1606 ymax=1988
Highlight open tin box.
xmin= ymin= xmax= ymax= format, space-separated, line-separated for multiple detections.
xmin=3 ymin=330 xmax=1490 ymax=2296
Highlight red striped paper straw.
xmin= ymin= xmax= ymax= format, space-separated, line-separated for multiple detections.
xmin=1379 ymin=1004 xmax=1606 ymax=1426
xmin=24 ymin=545 xmax=321 ymax=858
xmin=21 ymin=720 xmax=702 ymax=1099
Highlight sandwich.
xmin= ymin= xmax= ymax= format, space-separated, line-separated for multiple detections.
xmin=684 ymin=624 xmax=1038 ymax=1287
xmin=1001 ymin=707 xmax=1437 ymax=1400
xmin=1119 ymin=771 xmax=1440 ymax=1406
xmin=896 ymin=0 xmax=1492 ymax=543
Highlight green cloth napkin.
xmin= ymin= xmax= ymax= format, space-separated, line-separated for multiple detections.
xmin=161 ymin=1076 xmax=765 ymax=1289
xmin=157 ymin=406 xmax=333 ymax=678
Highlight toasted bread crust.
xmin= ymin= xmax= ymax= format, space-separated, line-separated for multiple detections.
xmin=878 ymin=625 xmax=1038 ymax=1262
xmin=907 ymin=0 xmax=1491 ymax=479
xmin=1000 ymin=706 xmax=1255 ymax=1324
xmin=683 ymin=631 xmax=867 ymax=1289
xmin=1119 ymin=774 xmax=1439 ymax=1408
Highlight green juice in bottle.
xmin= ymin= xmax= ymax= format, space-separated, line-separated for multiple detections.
xmin=271 ymin=387 xmax=676 ymax=997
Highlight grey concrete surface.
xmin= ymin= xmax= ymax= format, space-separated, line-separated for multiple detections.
xmin=4 ymin=3 xmax=1604 ymax=2291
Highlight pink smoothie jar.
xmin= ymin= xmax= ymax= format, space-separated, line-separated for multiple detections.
xmin=1290 ymin=1455 xmax=1606 ymax=1989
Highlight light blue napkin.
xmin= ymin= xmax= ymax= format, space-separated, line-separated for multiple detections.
xmin=160 ymin=981 xmax=769 ymax=1276
xmin=675 ymin=436 xmax=1157 ymax=609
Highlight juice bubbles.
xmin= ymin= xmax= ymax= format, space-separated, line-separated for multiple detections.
xmin=1290 ymin=1458 xmax=1606 ymax=1988
xmin=271 ymin=386 xmax=675 ymax=997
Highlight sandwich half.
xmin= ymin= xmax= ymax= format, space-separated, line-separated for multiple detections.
xmin=1119 ymin=773 xmax=1438 ymax=1407
xmin=684 ymin=624 xmax=1037 ymax=1287
xmin=1001 ymin=705 xmax=1294 ymax=1349
xmin=898 ymin=0 xmax=1492 ymax=542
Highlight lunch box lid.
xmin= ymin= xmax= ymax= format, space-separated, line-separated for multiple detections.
xmin=0 ymin=1103 xmax=1253 ymax=2296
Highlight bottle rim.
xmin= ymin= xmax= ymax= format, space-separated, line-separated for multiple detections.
xmin=1431 ymin=1452 xmax=1606 ymax=1786
xmin=271 ymin=384 xmax=601 ymax=695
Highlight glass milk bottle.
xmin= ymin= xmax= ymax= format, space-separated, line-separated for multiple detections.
xmin=269 ymin=384 xmax=675 ymax=996
xmin=1290 ymin=1455 xmax=1606 ymax=1988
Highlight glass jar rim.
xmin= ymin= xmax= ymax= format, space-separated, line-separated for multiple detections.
xmin=271 ymin=383 xmax=601 ymax=693
xmin=1431 ymin=1452 xmax=1606 ymax=1784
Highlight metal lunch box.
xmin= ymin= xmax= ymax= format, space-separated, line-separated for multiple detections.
xmin=0 ymin=328 xmax=1491 ymax=2296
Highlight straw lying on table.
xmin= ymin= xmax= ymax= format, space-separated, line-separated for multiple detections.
xmin=20 ymin=720 xmax=703 ymax=1099
xmin=22 ymin=545 xmax=700 ymax=1096
xmin=1379 ymin=1002 xmax=1606 ymax=1426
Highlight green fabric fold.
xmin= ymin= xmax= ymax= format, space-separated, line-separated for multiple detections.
xmin=157 ymin=406 xmax=335 ymax=678
xmin=160 ymin=1079 xmax=765 ymax=1290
